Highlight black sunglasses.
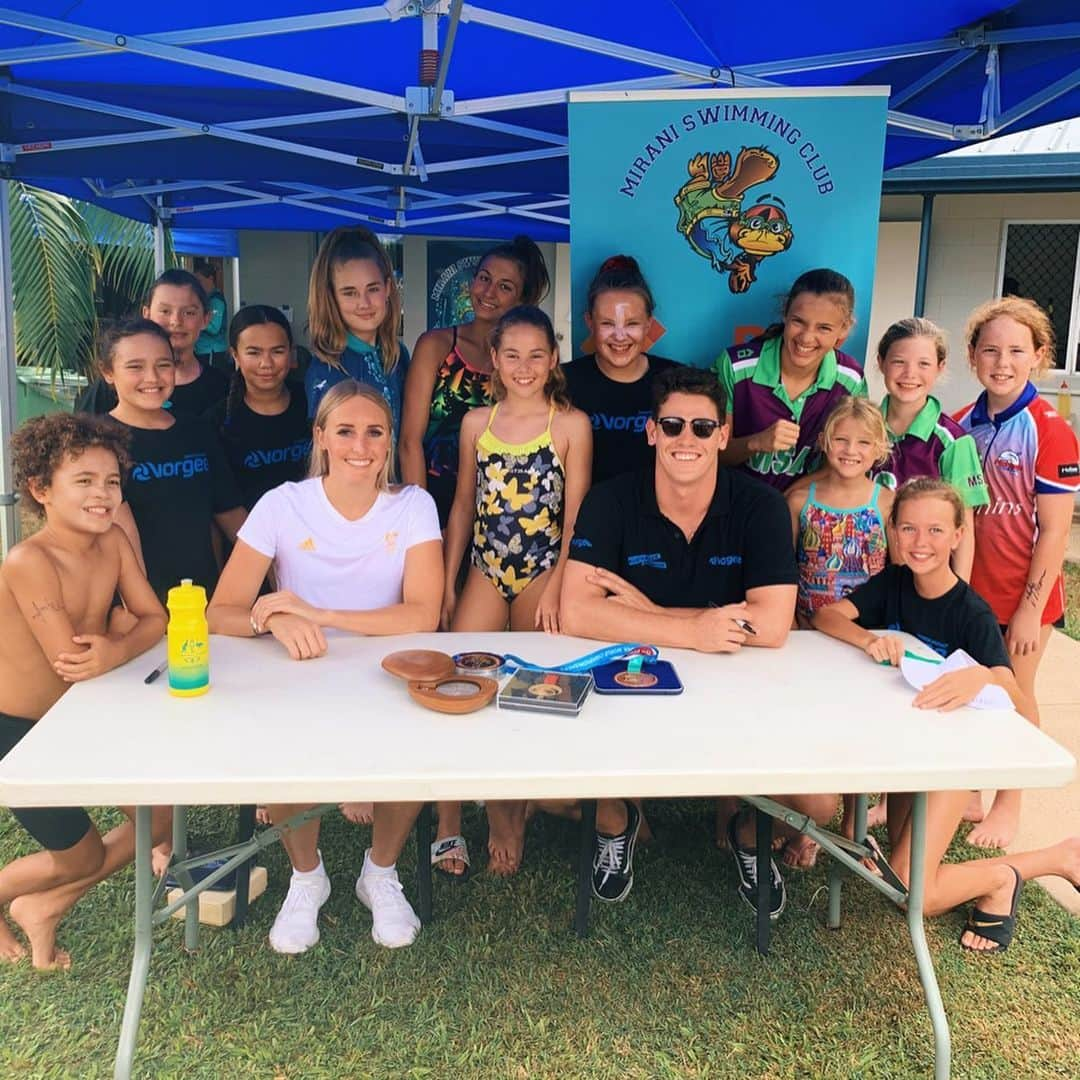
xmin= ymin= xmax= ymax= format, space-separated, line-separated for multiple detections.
xmin=656 ymin=416 xmax=723 ymax=439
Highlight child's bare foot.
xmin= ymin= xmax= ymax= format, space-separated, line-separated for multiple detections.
xmin=0 ymin=913 xmax=27 ymax=962
xmin=340 ymin=802 xmax=374 ymax=826
xmin=255 ymin=806 xmax=271 ymax=826
xmin=8 ymin=894 xmax=70 ymax=970
xmin=487 ymin=802 xmax=526 ymax=876
xmin=968 ymin=791 xmax=1019 ymax=850
xmin=781 ymin=833 xmax=819 ymax=869
xmin=962 ymin=791 xmax=985 ymax=824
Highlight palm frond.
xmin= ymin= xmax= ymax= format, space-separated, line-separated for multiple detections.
xmin=78 ymin=201 xmax=176 ymax=311
xmin=8 ymin=182 xmax=100 ymax=379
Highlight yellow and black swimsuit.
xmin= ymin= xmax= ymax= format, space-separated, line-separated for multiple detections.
xmin=471 ymin=403 xmax=565 ymax=600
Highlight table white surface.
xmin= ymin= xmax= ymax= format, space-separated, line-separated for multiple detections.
xmin=0 ymin=631 xmax=1074 ymax=807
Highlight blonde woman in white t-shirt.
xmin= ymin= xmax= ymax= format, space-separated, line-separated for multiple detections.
xmin=208 ymin=380 xmax=443 ymax=954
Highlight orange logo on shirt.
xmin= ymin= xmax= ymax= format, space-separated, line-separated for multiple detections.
xmin=298 ymin=537 xmax=316 ymax=551
xmin=383 ymin=531 xmax=398 ymax=553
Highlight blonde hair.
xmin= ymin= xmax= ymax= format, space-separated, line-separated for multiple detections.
xmin=890 ymin=477 xmax=964 ymax=529
xmin=820 ymin=397 xmax=890 ymax=467
xmin=308 ymin=380 xmax=395 ymax=490
xmin=965 ymin=296 xmax=1056 ymax=375
xmin=307 ymin=226 xmax=402 ymax=376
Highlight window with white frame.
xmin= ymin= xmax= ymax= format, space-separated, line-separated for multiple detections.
xmin=998 ymin=221 xmax=1080 ymax=374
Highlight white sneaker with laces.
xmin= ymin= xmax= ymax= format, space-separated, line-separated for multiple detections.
xmin=268 ymin=866 xmax=331 ymax=954
xmin=355 ymin=865 xmax=421 ymax=948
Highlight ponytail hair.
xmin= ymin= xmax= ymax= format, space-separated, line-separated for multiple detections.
xmin=307 ymin=226 xmax=402 ymax=376
xmin=479 ymin=235 xmax=550 ymax=306
xmin=585 ymin=254 xmax=655 ymax=317
xmin=489 ymin=305 xmax=570 ymax=411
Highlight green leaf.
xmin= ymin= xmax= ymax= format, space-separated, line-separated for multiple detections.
xmin=8 ymin=182 xmax=99 ymax=379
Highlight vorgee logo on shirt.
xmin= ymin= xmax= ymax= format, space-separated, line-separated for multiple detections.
xmin=590 ymin=409 xmax=650 ymax=433
xmin=131 ymin=453 xmax=209 ymax=481
xmin=243 ymin=439 xmax=312 ymax=469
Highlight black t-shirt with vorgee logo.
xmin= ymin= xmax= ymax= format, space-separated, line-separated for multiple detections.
xmin=847 ymin=563 xmax=1010 ymax=667
xmin=204 ymin=385 xmax=311 ymax=510
xmin=562 ymin=354 xmax=678 ymax=484
xmin=111 ymin=416 xmax=243 ymax=602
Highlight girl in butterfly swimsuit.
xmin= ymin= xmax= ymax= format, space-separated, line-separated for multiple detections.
xmin=440 ymin=306 xmax=592 ymax=875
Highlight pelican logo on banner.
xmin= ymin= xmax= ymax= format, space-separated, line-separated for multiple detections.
xmin=568 ymin=89 xmax=888 ymax=368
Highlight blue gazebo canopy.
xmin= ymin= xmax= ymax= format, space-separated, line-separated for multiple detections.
xmin=0 ymin=1 xmax=1078 ymax=238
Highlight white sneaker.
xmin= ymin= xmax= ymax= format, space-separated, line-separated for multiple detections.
xmin=268 ymin=867 xmax=331 ymax=954
xmin=355 ymin=865 xmax=421 ymax=949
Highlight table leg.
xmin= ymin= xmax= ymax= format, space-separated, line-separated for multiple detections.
xmin=415 ymin=803 xmax=433 ymax=925
xmin=829 ymin=793 xmax=870 ymax=929
xmin=170 ymin=806 xmax=198 ymax=952
xmin=113 ymin=806 xmax=154 ymax=1080
xmin=907 ymin=792 xmax=951 ymax=1080
xmin=232 ymin=805 xmax=257 ymax=930
xmin=755 ymin=807 xmax=772 ymax=956
xmin=854 ymin=793 xmax=869 ymax=844
xmin=575 ymin=799 xmax=596 ymax=939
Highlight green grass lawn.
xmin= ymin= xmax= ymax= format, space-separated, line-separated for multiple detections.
xmin=1 ymin=803 xmax=1078 ymax=1079
xmin=1063 ymin=562 xmax=1080 ymax=642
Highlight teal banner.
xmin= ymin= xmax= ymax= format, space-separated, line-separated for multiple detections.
xmin=569 ymin=89 xmax=888 ymax=367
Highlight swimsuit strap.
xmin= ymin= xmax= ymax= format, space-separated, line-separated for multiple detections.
xmin=545 ymin=402 xmax=556 ymax=432
xmin=484 ymin=402 xmax=499 ymax=435
xmin=870 ymin=482 xmax=881 ymax=508
xmin=807 ymin=481 xmax=817 ymax=503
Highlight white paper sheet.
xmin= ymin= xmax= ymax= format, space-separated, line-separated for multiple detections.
xmin=900 ymin=648 xmax=1014 ymax=711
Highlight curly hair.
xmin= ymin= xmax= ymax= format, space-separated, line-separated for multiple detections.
xmin=965 ymin=296 xmax=1056 ymax=375
xmin=11 ymin=413 xmax=131 ymax=517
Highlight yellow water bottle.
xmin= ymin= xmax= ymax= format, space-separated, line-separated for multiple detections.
xmin=1057 ymin=379 xmax=1072 ymax=423
xmin=167 ymin=578 xmax=210 ymax=697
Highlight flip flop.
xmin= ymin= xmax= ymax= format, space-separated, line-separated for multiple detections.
xmin=431 ymin=835 xmax=471 ymax=883
xmin=860 ymin=834 xmax=907 ymax=896
xmin=961 ymin=866 xmax=1023 ymax=953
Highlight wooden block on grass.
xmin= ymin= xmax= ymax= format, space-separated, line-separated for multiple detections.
xmin=167 ymin=865 xmax=267 ymax=927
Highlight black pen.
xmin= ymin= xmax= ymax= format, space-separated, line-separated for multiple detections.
xmin=707 ymin=601 xmax=756 ymax=635
xmin=144 ymin=660 xmax=168 ymax=685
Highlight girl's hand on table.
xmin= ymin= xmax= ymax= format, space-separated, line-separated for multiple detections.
xmin=913 ymin=666 xmax=991 ymax=711
xmin=863 ymin=634 xmax=903 ymax=667
xmin=264 ymin=613 xmax=328 ymax=661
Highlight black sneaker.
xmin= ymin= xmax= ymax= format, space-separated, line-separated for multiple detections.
xmin=727 ymin=812 xmax=786 ymax=920
xmin=592 ymin=800 xmax=641 ymax=903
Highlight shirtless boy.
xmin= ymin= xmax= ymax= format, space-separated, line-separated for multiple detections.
xmin=0 ymin=414 xmax=167 ymax=968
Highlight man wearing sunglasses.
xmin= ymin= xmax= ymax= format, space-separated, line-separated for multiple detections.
xmin=561 ymin=365 xmax=835 ymax=920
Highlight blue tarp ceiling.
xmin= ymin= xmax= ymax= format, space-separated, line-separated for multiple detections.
xmin=1 ymin=1 xmax=1078 ymax=238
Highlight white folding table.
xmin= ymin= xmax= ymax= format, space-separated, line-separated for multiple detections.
xmin=0 ymin=630 xmax=1073 ymax=1080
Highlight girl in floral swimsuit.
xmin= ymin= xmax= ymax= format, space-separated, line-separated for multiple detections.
xmin=440 ymin=305 xmax=592 ymax=876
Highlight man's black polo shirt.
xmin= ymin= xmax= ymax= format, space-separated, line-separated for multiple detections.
xmin=568 ymin=467 xmax=796 ymax=607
